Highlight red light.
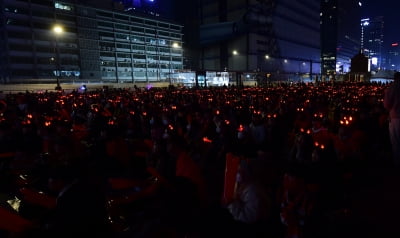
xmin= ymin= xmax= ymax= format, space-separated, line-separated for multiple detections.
xmin=392 ymin=43 xmax=399 ymax=47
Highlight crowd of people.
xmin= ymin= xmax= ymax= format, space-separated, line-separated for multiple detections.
xmin=0 ymin=79 xmax=395 ymax=238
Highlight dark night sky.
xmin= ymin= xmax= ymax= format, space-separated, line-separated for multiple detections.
xmin=362 ymin=0 xmax=400 ymax=44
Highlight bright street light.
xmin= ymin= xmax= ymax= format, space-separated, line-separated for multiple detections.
xmin=53 ymin=25 xmax=63 ymax=34
xmin=172 ymin=42 xmax=180 ymax=48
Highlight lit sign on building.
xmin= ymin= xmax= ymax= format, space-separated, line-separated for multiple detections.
xmin=371 ymin=57 xmax=378 ymax=66
xmin=361 ymin=18 xmax=370 ymax=26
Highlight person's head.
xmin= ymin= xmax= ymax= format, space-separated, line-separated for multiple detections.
xmin=394 ymin=71 xmax=400 ymax=80
xmin=393 ymin=72 xmax=400 ymax=87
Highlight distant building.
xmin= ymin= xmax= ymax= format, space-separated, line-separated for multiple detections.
xmin=320 ymin=0 xmax=361 ymax=76
xmin=0 ymin=0 xmax=183 ymax=84
xmin=360 ymin=16 xmax=384 ymax=71
xmin=348 ymin=51 xmax=369 ymax=82
xmin=386 ymin=42 xmax=399 ymax=71
xmin=196 ymin=0 xmax=321 ymax=82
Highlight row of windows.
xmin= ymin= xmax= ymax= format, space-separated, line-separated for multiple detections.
xmin=97 ymin=26 xmax=181 ymax=40
xmin=9 ymin=66 xmax=180 ymax=76
xmin=100 ymin=64 xmax=183 ymax=71
xmin=8 ymin=55 xmax=80 ymax=65
xmin=5 ymin=3 xmax=73 ymax=20
xmin=9 ymin=43 xmax=181 ymax=61
xmin=5 ymin=17 xmax=180 ymax=41
xmin=7 ymin=30 xmax=78 ymax=44
xmin=98 ymin=41 xmax=181 ymax=51
xmin=5 ymin=9 xmax=180 ymax=38
xmin=4 ymin=6 xmax=46 ymax=24
xmin=99 ymin=52 xmax=182 ymax=61
xmin=100 ymin=71 xmax=176 ymax=79
xmin=4 ymin=0 xmax=73 ymax=18
xmin=4 ymin=6 xmax=29 ymax=15
xmin=98 ymin=35 xmax=182 ymax=48
xmin=96 ymin=10 xmax=182 ymax=31
xmin=99 ymin=52 xmax=181 ymax=60
xmin=6 ymin=17 xmax=78 ymax=34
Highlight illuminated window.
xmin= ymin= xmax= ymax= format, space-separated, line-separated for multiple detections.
xmin=55 ymin=2 xmax=73 ymax=11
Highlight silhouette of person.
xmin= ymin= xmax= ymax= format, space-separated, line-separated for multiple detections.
xmin=384 ymin=72 xmax=400 ymax=166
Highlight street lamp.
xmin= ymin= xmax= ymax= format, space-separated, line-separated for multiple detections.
xmin=170 ymin=42 xmax=181 ymax=85
xmin=231 ymin=50 xmax=242 ymax=86
xmin=172 ymin=42 xmax=180 ymax=48
xmin=53 ymin=25 xmax=63 ymax=90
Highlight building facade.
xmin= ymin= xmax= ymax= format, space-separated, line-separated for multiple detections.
xmin=360 ymin=16 xmax=384 ymax=71
xmin=197 ymin=0 xmax=321 ymax=82
xmin=0 ymin=0 xmax=183 ymax=84
xmin=386 ymin=42 xmax=400 ymax=71
xmin=320 ymin=0 xmax=361 ymax=76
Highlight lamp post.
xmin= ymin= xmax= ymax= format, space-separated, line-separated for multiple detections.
xmin=232 ymin=50 xmax=241 ymax=87
xmin=171 ymin=42 xmax=181 ymax=86
xmin=53 ymin=25 xmax=63 ymax=90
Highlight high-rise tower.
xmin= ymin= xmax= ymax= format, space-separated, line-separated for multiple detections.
xmin=320 ymin=0 xmax=361 ymax=76
xmin=360 ymin=16 xmax=384 ymax=71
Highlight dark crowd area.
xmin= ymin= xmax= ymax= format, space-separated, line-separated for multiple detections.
xmin=0 ymin=81 xmax=398 ymax=238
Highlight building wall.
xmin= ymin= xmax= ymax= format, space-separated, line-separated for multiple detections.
xmin=0 ymin=0 xmax=183 ymax=84
xmin=337 ymin=0 xmax=361 ymax=73
xmin=199 ymin=0 xmax=321 ymax=80
xmin=362 ymin=16 xmax=384 ymax=71
xmin=321 ymin=0 xmax=361 ymax=75
xmin=320 ymin=0 xmax=338 ymax=75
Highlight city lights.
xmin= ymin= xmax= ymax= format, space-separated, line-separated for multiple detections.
xmin=53 ymin=25 xmax=63 ymax=34
xmin=172 ymin=42 xmax=178 ymax=48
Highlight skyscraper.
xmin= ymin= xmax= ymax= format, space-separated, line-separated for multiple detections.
xmin=360 ymin=16 xmax=384 ymax=71
xmin=320 ymin=0 xmax=361 ymax=76
xmin=387 ymin=42 xmax=400 ymax=71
